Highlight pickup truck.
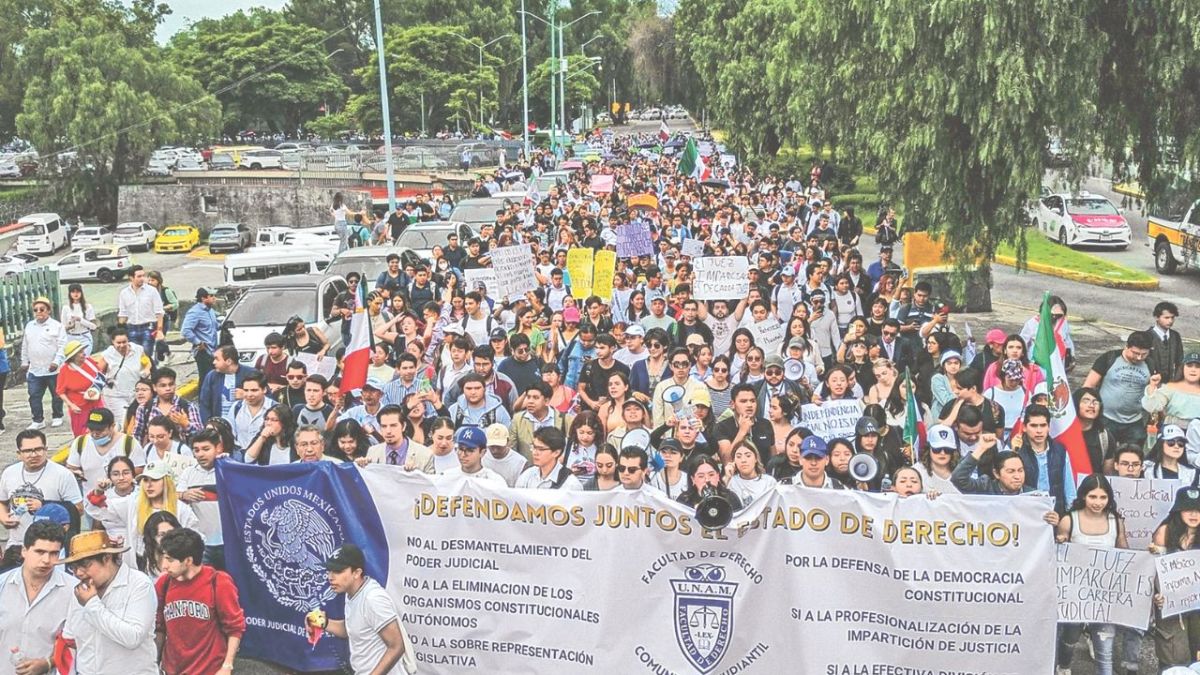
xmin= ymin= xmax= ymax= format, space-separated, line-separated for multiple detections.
xmin=1147 ymin=198 xmax=1200 ymax=274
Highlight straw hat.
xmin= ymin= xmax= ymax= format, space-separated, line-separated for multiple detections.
xmin=63 ymin=340 xmax=85 ymax=360
xmin=57 ymin=531 xmax=128 ymax=565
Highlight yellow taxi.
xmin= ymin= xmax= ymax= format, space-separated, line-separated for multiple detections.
xmin=153 ymin=224 xmax=200 ymax=253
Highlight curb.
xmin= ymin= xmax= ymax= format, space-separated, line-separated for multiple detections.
xmin=51 ymin=377 xmax=200 ymax=465
xmin=992 ymin=254 xmax=1159 ymax=291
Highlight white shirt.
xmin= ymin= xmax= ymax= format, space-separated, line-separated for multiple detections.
xmin=0 ymin=462 xmax=83 ymax=549
xmin=614 ymin=347 xmax=649 ymax=369
xmin=515 ymin=466 xmax=584 ymax=490
xmin=99 ymin=344 xmax=147 ymax=411
xmin=63 ymin=564 xmax=158 ymax=675
xmin=914 ymin=463 xmax=960 ymax=495
xmin=66 ymin=434 xmax=147 ymax=495
xmin=345 ymin=578 xmax=406 ymax=675
xmin=116 ymin=284 xmax=163 ymax=326
xmin=83 ymin=493 xmax=198 ymax=569
xmin=482 ymin=452 xmax=529 ymax=487
xmin=20 ymin=318 xmax=67 ymax=376
xmin=441 ymin=466 xmax=507 ymax=485
xmin=431 ymin=452 xmax=459 ymax=474
xmin=179 ymin=464 xmax=222 ymax=546
xmin=143 ymin=442 xmax=195 ymax=487
xmin=648 ymin=469 xmax=689 ymax=500
xmin=61 ymin=303 xmax=98 ymax=336
xmin=727 ymin=474 xmax=778 ymax=504
xmin=0 ymin=567 xmax=76 ymax=675
xmin=227 ymin=398 xmax=274 ymax=450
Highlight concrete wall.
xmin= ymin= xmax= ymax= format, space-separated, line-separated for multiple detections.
xmin=117 ymin=184 xmax=372 ymax=234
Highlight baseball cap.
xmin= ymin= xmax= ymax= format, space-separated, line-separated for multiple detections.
xmin=807 ymin=289 xmax=826 ymax=301
xmin=685 ymin=334 xmax=706 ymax=347
xmin=1185 ymin=352 xmax=1200 ymax=365
xmin=787 ymin=337 xmax=808 ymax=350
xmin=485 ymin=423 xmax=508 ymax=447
xmin=780 ymin=266 xmax=795 ymax=276
xmin=622 ymin=398 xmax=649 ymax=415
xmin=927 ymin=424 xmax=957 ymax=450
xmin=648 ymin=291 xmax=668 ymax=304
xmin=443 ymin=323 xmax=465 ymax=336
xmin=195 ymin=287 xmax=215 ymax=301
xmin=489 ymin=327 xmax=509 ymax=341
xmin=86 ymin=408 xmax=114 ymax=430
xmin=138 ymin=463 xmax=172 ymax=482
xmin=764 ymin=354 xmax=785 ymax=369
xmin=33 ymin=503 xmax=71 ymax=527
xmin=1162 ymin=424 xmax=1187 ymax=442
xmin=625 ymin=325 xmax=646 ymax=338
xmin=855 ymin=417 xmax=880 ymax=436
xmin=362 ymin=377 xmax=387 ymax=392
xmin=800 ymin=436 xmax=828 ymax=458
xmin=659 ymin=438 xmax=683 ymax=454
xmin=455 ymin=426 xmax=487 ymax=449
xmin=323 ymin=543 xmax=366 ymax=572
xmin=939 ymin=351 xmax=963 ymax=366
xmin=686 ymin=388 xmax=711 ymax=408
xmin=985 ymin=328 xmax=1007 ymax=344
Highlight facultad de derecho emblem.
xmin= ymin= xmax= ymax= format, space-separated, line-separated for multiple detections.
xmin=243 ymin=485 xmax=344 ymax=612
xmin=672 ymin=563 xmax=738 ymax=673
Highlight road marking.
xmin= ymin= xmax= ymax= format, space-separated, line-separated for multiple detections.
xmin=187 ymin=249 xmax=225 ymax=260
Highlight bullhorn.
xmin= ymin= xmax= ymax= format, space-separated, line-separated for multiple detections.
xmin=695 ymin=486 xmax=733 ymax=531
xmin=848 ymin=453 xmax=879 ymax=483
xmin=663 ymin=385 xmax=687 ymax=412
xmin=783 ymin=358 xmax=806 ymax=382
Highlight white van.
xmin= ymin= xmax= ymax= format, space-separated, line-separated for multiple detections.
xmin=223 ymin=248 xmax=333 ymax=287
xmin=15 ymin=213 xmax=68 ymax=255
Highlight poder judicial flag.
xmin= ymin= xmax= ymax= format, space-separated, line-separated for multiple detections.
xmin=219 ymin=462 xmax=1057 ymax=673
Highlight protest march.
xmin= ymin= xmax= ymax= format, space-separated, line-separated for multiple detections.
xmin=4 ymin=125 xmax=1200 ymax=675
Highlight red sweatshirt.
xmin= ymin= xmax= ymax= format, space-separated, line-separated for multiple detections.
xmin=155 ymin=566 xmax=246 ymax=675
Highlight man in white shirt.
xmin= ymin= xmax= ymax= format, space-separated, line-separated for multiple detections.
xmin=0 ymin=520 xmax=74 ymax=674
xmin=483 ymin=424 xmax=528 ymax=487
xmin=20 ymin=297 xmax=67 ymax=430
xmin=178 ymin=428 xmax=227 ymax=570
xmin=461 ymin=292 xmax=494 ymax=346
xmin=116 ymin=266 xmax=164 ymax=363
xmin=1 ymin=430 xmax=85 ymax=568
xmin=442 ymin=427 xmax=505 ymax=485
xmin=226 ymin=373 xmax=274 ymax=452
xmin=614 ymin=324 xmax=649 ymax=368
xmin=309 ymin=544 xmax=413 ymax=675
xmin=60 ymin=531 xmax=158 ymax=674
xmin=65 ymin=408 xmax=147 ymax=495
xmin=515 ymin=428 xmax=583 ymax=490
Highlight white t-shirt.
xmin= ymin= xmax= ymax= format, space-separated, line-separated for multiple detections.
xmin=268 ymin=444 xmax=293 ymax=466
xmin=515 ymin=466 xmax=583 ymax=490
xmin=483 ymin=452 xmax=529 ymax=487
xmin=432 ymin=452 xmax=459 ymax=474
xmin=143 ymin=441 xmax=195 ymax=488
xmin=983 ymin=386 xmax=1026 ymax=434
xmin=0 ymin=461 xmax=84 ymax=549
xmin=727 ymin=473 xmax=778 ymax=504
xmin=914 ymin=463 xmax=960 ymax=495
xmin=441 ymin=467 xmax=507 ymax=485
xmin=346 ymin=578 xmax=406 ymax=675
xmin=179 ymin=464 xmax=223 ymax=546
xmin=463 ymin=314 xmax=492 ymax=346
xmin=66 ymin=434 xmax=147 ymax=494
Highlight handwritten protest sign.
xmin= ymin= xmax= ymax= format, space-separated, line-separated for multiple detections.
xmin=693 ymin=257 xmax=749 ymax=300
xmin=589 ymin=174 xmax=615 ymax=193
xmin=592 ymin=250 xmax=616 ymax=300
xmin=799 ymin=399 xmax=864 ymax=441
xmin=616 ymin=222 xmax=654 ymax=258
xmin=566 ymin=248 xmax=594 ymax=299
xmin=1110 ymin=477 xmax=1181 ymax=551
xmin=681 ymin=238 xmax=706 ymax=258
xmin=292 ymin=352 xmax=337 ymax=380
xmin=749 ymin=319 xmax=785 ymax=354
xmin=1056 ymin=543 xmax=1155 ymax=630
xmin=490 ymin=244 xmax=538 ymax=301
xmin=464 ymin=268 xmax=498 ymax=299
xmin=1157 ymin=550 xmax=1200 ymax=618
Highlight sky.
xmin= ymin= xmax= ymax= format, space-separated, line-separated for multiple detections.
xmin=154 ymin=0 xmax=288 ymax=43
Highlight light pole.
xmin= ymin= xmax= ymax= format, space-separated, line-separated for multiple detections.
xmin=520 ymin=0 xmax=530 ymax=157
xmin=557 ymin=11 xmax=599 ymax=140
xmin=449 ymin=32 xmax=514 ymax=129
xmin=370 ymin=0 xmax=395 ymax=211
xmin=518 ymin=9 xmax=555 ymax=154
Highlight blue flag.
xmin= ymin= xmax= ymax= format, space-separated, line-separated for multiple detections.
xmin=216 ymin=460 xmax=389 ymax=672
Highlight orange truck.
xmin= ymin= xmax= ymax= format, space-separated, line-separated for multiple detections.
xmin=1147 ymin=198 xmax=1200 ymax=275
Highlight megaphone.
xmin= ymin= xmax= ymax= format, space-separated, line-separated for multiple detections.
xmin=663 ymin=385 xmax=687 ymax=412
xmin=621 ymin=428 xmax=652 ymax=452
xmin=695 ymin=486 xmax=733 ymax=531
xmin=783 ymin=359 xmax=806 ymax=382
xmin=848 ymin=453 xmax=879 ymax=484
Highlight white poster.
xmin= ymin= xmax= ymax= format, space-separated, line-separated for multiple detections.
xmin=691 ymin=256 xmax=748 ymax=301
xmin=1055 ymin=543 xmax=1156 ymax=630
xmin=1110 ymin=476 xmax=1181 ymax=551
xmin=681 ymin=238 xmax=706 ymax=258
xmin=359 ymin=470 xmax=1057 ymax=673
xmin=800 ymin=399 xmax=865 ymax=441
xmin=291 ymin=352 xmax=337 ymax=380
xmin=749 ymin=319 xmax=784 ymax=354
xmin=1157 ymin=550 xmax=1200 ymax=618
xmin=464 ymin=268 xmax=499 ymax=299
xmin=489 ymin=244 xmax=537 ymax=301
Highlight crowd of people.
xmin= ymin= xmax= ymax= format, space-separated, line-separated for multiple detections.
xmin=1 ymin=127 xmax=1198 ymax=674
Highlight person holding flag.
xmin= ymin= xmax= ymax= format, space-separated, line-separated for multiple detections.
xmin=340 ymin=272 xmax=373 ymax=396
xmin=1033 ymin=291 xmax=1094 ymax=479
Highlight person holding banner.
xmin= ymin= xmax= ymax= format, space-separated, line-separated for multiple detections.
xmin=515 ymin=428 xmax=583 ymax=490
xmin=1151 ymin=487 xmax=1200 ymax=667
xmin=1054 ymin=474 xmax=1128 ymax=675
xmin=952 ymin=434 xmax=1061 ymax=530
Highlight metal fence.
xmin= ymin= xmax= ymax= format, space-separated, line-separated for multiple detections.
xmin=0 ymin=267 xmax=60 ymax=341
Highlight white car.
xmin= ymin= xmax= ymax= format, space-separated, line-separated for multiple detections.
xmin=0 ymin=162 xmax=21 ymax=178
xmin=112 ymin=221 xmax=157 ymax=252
xmin=175 ymin=157 xmax=205 ymax=172
xmin=0 ymin=255 xmax=26 ymax=276
xmin=238 ymin=149 xmax=284 ymax=170
xmin=1032 ymin=189 xmax=1132 ymax=249
xmin=71 ymin=226 xmax=113 ymax=249
xmin=51 ymin=245 xmax=132 ymax=283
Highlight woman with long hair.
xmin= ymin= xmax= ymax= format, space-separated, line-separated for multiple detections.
xmin=84 ymin=467 xmax=197 ymax=571
xmin=1075 ymin=387 xmax=1115 ymax=473
xmin=767 ymin=428 xmax=807 ymax=483
xmin=583 ymin=444 xmax=621 ymax=491
xmin=331 ymin=419 xmax=372 ymax=462
xmin=332 ymin=191 xmax=357 ymax=253
xmin=704 ymin=355 xmax=734 ymax=419
xmin=727 ymin=328 xmax=755 ymax=375
xmin=61 ymin=283 xmax=97 ymax=354
xmin=596 ymin=371 xmax=639 ymax=437
xmin=930 ymin=350 xmax=963 ymax=416
xmin=678 ymin=456 xmax=744 ymax=510
xmin=1144 ymin=424 xmax=1199 ymax=484
xmin=735 ymin=347 xmax=767 ymax=385
xmin=243 ymin=404 xmax=298 ymax=465
xmin=626 ymin=290 xmax=649 ymax=323
xmin=565 ymin=412 xmax=602 ymax=478
xmin=814 ymin=365 xmax=856 ymax=403
xmin=1144 ymin=355 xmax=1200 ymax=437
xmin=767 ymin=395 xmax=799 ymax=456
xmin=724 ymin=442 xmax=778 ymax=503
xmin=914 ymin=425 xmax=961 ymax=494
xmin=982 ymin=333 xmax=1045 ymax=391
xmin=864 ymin=358 xmax=905 ymax=426
xmin=1152 ymin=487 xmax=1200 ymax=666
xmin=541 ymin=363 xmax=577 ymax=414
xmin=825 ymin=438 xmax=857 ymax=489
xmin=400 ymin=393 xmax=434 ymax=446
xmin=283 ymin=315 xmax=330 ymax=358
xmin=140 ymin=510 xmax=181 ymax=577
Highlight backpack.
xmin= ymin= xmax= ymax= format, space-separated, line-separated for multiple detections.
xmin=461 ymin=313 xmax=494 ymax=338
xmin=74 ymin=433 xmax=135 ymax=458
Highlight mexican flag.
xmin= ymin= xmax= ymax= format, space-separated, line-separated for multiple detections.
xmin=339 ymin=279 xmax=372 ymax=393
xmin=1032 ymin=291 xmax=1091 ymax=478
xmin=678 ymin=137 xmax=709 ymax=180
xmin=659 ymin=119 xmax=670 ymax=143
xmin=903 ymin=367 xmax=925 ymax=457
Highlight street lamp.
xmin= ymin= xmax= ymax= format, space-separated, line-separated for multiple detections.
xmin=449 ymin=32 xmax=515 ymax=129
xmin=519 ymin=8 xmax=598 ymax=156
xmin=370 ymin=0 xmax=395 ymax=211
xmin=557 ymin=11 xmax=600 ymax=140
xmin=579 ymin=36 xmax=603 ymax=54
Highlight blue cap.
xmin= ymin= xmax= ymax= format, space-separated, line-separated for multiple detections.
xmin=800 ymin=436 xmax=828 ymax=458
xmin=34 ymin=503 xmax=71 ymax=526
xmin=455 ymin=426 xmax=487 ymax=449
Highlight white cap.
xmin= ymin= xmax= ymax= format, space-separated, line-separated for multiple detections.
xmin=927 ymin=424 xmax=957 ymax=450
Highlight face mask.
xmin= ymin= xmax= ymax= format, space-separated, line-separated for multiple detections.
xmin=94 ymin=434 xmax=113 ymax=447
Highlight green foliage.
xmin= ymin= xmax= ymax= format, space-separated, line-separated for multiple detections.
xmin=306 ymin=112 xmax=354 ymax=140
xmin=168 ymin=10 xmax=347 ymax=135
xmin=16 ymin=16 xmax=219 ymax=221
xmin=527 ymin=55 xmax=603 ymax=126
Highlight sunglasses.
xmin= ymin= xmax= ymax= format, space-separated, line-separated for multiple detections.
xmin=713 ymin=367 xmax=729 ymax=373
xmin=618 ymin=465 xmax=642 ymax=473
xmin=1166 ymin=439 xmax=1187 ymax=446
xmin=929 ymin=447 xmax=955 ymax=454
xmin=765 ymin=367 xmax=783 ymax=375
xmin=648 ymin=342 xmax=664 ymax=348
xmin=671 ymin=361 xmax=692 ymax=367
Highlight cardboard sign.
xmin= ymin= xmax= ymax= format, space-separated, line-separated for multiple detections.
xmin=464 ymin=268 xmax=498 ymax=298
xmin=566 ymin=248 xmax=594 ymax=299
xmin=1110 ymin=477 xmax=1181 ymax=551
xmin=799 ymin=399 xmax=864 ymax=441
xmin=1056 ymin=543 xmax=1155 ymax=630
xmin=590 ymin=174 xmax=615 ymax=193
xmin=592 ymin=250 xmax=616 ymax=300
xmin=749 ymin=318 xmax=785 ymax=354
xmin=616 ymin=222 xmax=654 ymax=259
xmin=692 ymin=256 xmax=749 ymax=300
xmin=1158 ymin=550 xmax=1200 ymax=618
xmin=490 ymin=244 xmax=538 ymax=301
xmin=681 ymin=239 xmax=706 ymax=258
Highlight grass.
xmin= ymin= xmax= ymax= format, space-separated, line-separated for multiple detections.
xmin=996 ymin=233 xmax=1156 ymax=283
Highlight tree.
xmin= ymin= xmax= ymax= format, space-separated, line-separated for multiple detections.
xmin=527 ymin=55 xmax=602 ymax=127
xmin=168 ymin=10 xmax=346 ymax=136
xmin=16 ymin=16 xmax=219 ymax=221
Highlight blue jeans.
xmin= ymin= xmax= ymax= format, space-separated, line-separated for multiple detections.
xmin=1058 ymin=623 xmax=1114 ymax=675
xmin=26 ymin=372 xmax=63 ymax=423
xmin=1116 ymin=626 xmax=1141 ymax=671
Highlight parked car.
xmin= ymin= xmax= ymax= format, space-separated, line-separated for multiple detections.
xmin=1031 ymin=189 xmax=1131 ymax=249
xmin=112 ymin=221 xmax=158 ymax=252
xmin=71 ymin=226 xmax=114 ymax=249
xmin=210 ymin=153 xmax=236 ymax=170
xmin=51 ymin=245 xmax=132 ymax=282
xmin=220 ymin=274 xmax=347 ymax=366
xmin=0 ymin=162 xmax=22 ymax=178
xmin=238 ymin=149 xmax=284 ymax=170
xmin=154 ymin=224 xmax=200 ymax=253
xmin=143 ymin=160 xmax=171 ymax=177
xmin=393 ymin=221 xmax=476 ymax=259
xmin=1148 ymin=198 xmax=1200 ymax=274
xmin=0 ymin=256 xmax=26 ymax=276
xmin=175 ymin=157 xmax=205 ymax=172
xmin=15 ymin=213 xmax=69 ymax=255
xmin=208 ymin=223 xmax=253 ymax=253
xmin=450 ymin=198 xmax=508 ymax=228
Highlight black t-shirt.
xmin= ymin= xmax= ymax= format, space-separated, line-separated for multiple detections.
xmin=579 ymin=359 xmax=631 ymax=404
xmin=715 ymin=416 xmax=775 ymax=465
xmin=498 ymin=356 xmax=545 ymax=393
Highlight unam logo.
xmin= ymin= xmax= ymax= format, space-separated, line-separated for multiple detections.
xmin=243 ymin=487 xmax=343 ymax=612
xmin=671 ymin=563 xmax=738 ymax=673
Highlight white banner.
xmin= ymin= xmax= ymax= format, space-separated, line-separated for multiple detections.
xmin=749 ymin=319 xmax=784 ymax=355
xmin=692 ymin=257 xmax=749 ymax=300
xmin=681 ymin=238 xmax=706 ymax=258
xmin=464 ymin=268 xmax=499 ymax=299
xmin=800 ymin=399 xmax=864 ymax=441
xmin=291 ymin=352 xmax=337 ymax=380
xmin=489 ymin=244 xmax=537 ymax=301
xmin=1157 ymin=550 xmax=1200 ymax=618
xmin=1055 ymin=543 xmax=1155 ymax=630
xmin=359 ymin=470 xmax=1057 ymax=673
xmin=1110 ymin=476 xmax=1180 ymax=551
